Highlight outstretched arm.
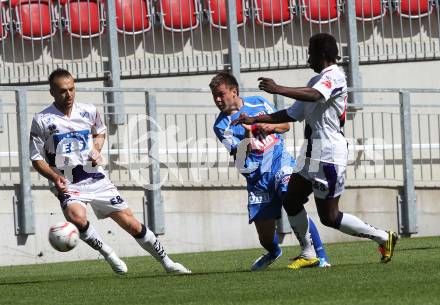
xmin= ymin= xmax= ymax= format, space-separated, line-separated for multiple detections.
xmin=258 ymin=77 xmax=322 ymax=102
xmin=231 ymin=110 xmax=294 ymax=126
xmin=254 ymin=122 xmax=290 ymax=134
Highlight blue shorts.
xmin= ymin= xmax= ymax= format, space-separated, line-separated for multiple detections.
xmin=246 ymin=154 xmax=295 ymax=223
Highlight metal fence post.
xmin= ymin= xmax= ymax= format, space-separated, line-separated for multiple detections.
xmin=273 ymin=94 xmax=292 ymax=241
xmin=398 ymin=91 xmax=417 ymax=237
xmin=144 ymin=92 xmax=165 ymax=235
xmin=105 ymin=0 xmax=125 ymax=125
xmin=0 ymin=97 xmax=3 ymax=133
xmin=345 ymin=0 xmax=363 ymax=108
xmin=14 ymin=88 xmax=35 ymax=236
xmin=226 ymin=0 xmax=241 ymax=82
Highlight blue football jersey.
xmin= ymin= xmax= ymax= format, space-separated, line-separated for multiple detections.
xmin=213 ymin=96 xmax=287 ymax=181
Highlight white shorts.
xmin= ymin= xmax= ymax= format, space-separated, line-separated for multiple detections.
xmin=295 ymin=158 xmax=346 ymax=200
xmin=54 ymin=177 xmax=129 ymax=219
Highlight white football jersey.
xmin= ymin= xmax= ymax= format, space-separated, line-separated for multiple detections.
xmin=286 ymin=64 xmax=348 ymax=166
xmin=30 ymin=102 xmax=107 ymax=185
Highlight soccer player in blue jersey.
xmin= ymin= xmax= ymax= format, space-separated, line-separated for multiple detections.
xmin=232 ymin=33 xmax=398 ymax=269
xmin=210 ymin=72 xmax=330 ymax=270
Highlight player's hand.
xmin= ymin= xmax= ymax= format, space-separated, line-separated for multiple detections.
xmin=254 ymin=123 xmax=275 ymax=135
xmin=88 ymin=148 xmax=103 ymax=166
xmin=258 ymin=77 xmax=280 ymax=94
xmin=54 ymin=175 xmax=67 ymax=194
xmin=231 ymin=113 xmax=256 ymax=126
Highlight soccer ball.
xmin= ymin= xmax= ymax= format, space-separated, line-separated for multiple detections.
xmin=48 ymin=221 xmax=80 ymax=252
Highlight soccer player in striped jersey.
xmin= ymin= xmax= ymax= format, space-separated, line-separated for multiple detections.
xmin=30 ymin=69 xmax=191 ymax=275
xmin=232 ymin=33 xmax=398 ymax=269
xmin=210 ymin=72 xmax=330 ymax=270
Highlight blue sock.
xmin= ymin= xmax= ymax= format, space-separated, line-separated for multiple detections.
xmin=308 ymin=217 xmax=329 ymax=261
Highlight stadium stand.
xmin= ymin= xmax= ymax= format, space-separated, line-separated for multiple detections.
xmin=0 ymin=2 xmax=6 ymax=41
xmin=355 ymin=0 xmax=387 ymax=21
xmin=253 ymin=0 xmax=293 ymax=26
xmin=12 ymin=0 xmax=56 ymax=40
xmin=397 ymin=0 xmax=433 ymax=19
xmin=157 ymin=0 xmax=200 ymax=32
xmin=302 ymin=0 xmax=341 ymax=23
xmin=116 ymin=0 xmax=151 ymax=34
xmin=205 ymin=0 xmax=246 ymax=29
xmin=0 ymin=0 xmax=439 ymax=82
xmin=60 ymin=0 xmax=105 ymax=38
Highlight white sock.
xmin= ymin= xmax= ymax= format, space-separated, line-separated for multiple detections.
xmin=79 ymin=222 xmax=113 ymax=258
xmin=288 ymin=209 xmax=316 ymax=259
xmin=135 ymin=226 xmax=174 ymax=268
xmin=339 ymin=213 xmax=388 ymax=244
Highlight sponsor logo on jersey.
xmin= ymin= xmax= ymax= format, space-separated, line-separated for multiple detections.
xmin=48 ymin=124 xmax=59 ymax=135
xmin=248 ymin=191 xmax=270 ymax=204
xmin=53 ymin=130 xmax=90 ymax=154
xmin=321 ymin=80 xmax=332 ymax=89
xmin=252 ymin=133 xmax=279 ymax=154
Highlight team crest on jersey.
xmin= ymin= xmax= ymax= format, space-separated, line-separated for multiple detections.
xmin=44 ymin=115 xmax=54 ymax=124
xmin=80 ymin=111 xmax=91 ymax=119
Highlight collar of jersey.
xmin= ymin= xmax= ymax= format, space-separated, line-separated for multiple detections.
xmin=321 ymin=64 xmax=337 ymax=74
xmin=51 ymin=102 xmax=76 ymax=117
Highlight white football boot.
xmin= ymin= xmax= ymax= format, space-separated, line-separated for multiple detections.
xmin=105 ymin=251 xmax=128 ymax=275
xmin=165 ymin=262 xmax=192 ymax=274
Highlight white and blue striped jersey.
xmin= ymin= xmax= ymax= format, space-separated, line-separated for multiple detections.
xmin=286 ymin=64 xmax=348 ymax=166
xmin=30 ymin=102 xmax=106 ymax=185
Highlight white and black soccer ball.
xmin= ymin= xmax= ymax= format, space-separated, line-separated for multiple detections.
xmin=48 ymin=221 xmax=79 ymax=252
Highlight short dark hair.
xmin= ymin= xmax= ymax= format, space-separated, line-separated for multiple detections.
xmin=48 ymin=68 xmax=73 ymax=87
xmin=309 ymin=33 xmax=341 ymax=62
xmin=209 ymin=72 xmax=239 ymax=95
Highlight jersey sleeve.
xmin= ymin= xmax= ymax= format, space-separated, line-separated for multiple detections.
xmin=286 ymin=101 xmax=305 ymax=122
xmin=213 ymin=126 xmax=240 ymax=155
xmin=29 ymin=116 xmax=46 ymax=161
xmin=262 ymin=98 xmax=277 ymax=114
xmin=91 ymin=107 xmax=106 ymax=135
xmin=312 ymin=71 xmax=341 ymax=102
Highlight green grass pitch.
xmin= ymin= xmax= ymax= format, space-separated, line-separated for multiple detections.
xmin=0 ymin=236 xmax=439 ymax=305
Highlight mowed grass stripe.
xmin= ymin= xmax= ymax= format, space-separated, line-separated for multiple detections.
xmin=0 ymin=236 xmax=439 ymax=305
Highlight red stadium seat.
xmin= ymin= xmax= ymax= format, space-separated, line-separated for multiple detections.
xmin=356 ymin=0 xmax=386 ymax=21
xmin=61 ymin=0 xmax=105 ymax=38
xmin=157 ymin=0 xmax=200 ymax=32
xmin=206 ymin=0 xmax=246 ymax=29
xmin=254 ymin=0 xmax=293 ymax=27
xmin=12 ymin=0 xmax=56 ymax=40
xmin=0 ymin=4 xmax=7 ymax=41
xmin=116 ymin=0 xmax=151 ymax=34
xmin=302 ymin=0 xmax=340 ymax=24
xmin=397 ymin=0 xmax=433 ymax=19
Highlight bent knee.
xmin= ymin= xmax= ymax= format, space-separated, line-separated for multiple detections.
xmin=319 ymin=212 xmax=343 ymax=229
xmin=66 ymin=213 xmax=88 ymax=229
xmin=64 ymin=207 xmax=87 ymax=228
